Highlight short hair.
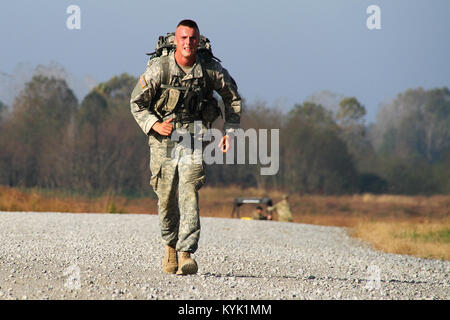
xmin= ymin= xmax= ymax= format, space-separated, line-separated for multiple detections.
xmin=256 ymin=206 xmax=263 ymax=210
xmin=177 ymin=19 xmax=200 ymax=34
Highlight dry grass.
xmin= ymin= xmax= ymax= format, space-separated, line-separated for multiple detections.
xmin=351 ymin=219 xmax=450 ymax=261
xmin=1 ymin=185 xmax=449 ymax=260
xmin=0 ymin=186 xmax=156 ymax=214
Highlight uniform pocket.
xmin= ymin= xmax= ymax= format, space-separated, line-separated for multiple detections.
xmin=162 ymin=88 xmax=181 ymax=113
xmin=149 ymin=148 xmax=163 ymax=192
xmin=194 ymin=173 xmax=206 ymax=191
xmin=149 ymin=162 xmax=162 ymax=191
xmin=188 ymin=162 xmax=206 ymax=191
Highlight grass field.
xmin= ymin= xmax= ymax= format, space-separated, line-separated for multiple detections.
xmin=0 ymin=185 xmax=448 ymax=261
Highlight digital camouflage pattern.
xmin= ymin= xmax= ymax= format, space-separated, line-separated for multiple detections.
xmin=130 ymin=51 xmax=241 ymax=253
xmin=150 ymin=141 xmax=204 ymax=252
xmin=252 ymin=209 xmax=266 ymax=220
xmin=130 ymin=51 xmax=241 ymax=136
xmin=268 ymin=199 xmax=293 ymax=222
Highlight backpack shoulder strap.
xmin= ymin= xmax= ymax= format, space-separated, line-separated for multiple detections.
xmin=201 ymin=62 xmax=215 ymax=93
xmin=160 ymin=55 xmax=170 ymax=86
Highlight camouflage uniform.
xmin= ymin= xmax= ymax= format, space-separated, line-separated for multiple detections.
xmin=252 ymin=210 xmax=266 ymax=220
xmin=268 ymin=199 xmax=293 ymax=222
xmin=130 ymin=51 xmax=241 ymax=253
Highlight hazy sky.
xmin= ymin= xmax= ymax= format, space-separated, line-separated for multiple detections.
xmin=1 ymin=0 xmax=449 ymax=123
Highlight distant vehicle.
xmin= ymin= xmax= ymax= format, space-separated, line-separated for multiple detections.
xmin=231 ymin=197 xmax=273 ymax=219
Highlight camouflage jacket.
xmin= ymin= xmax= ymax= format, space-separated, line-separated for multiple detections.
xmin=252 ymin=210 xmax=267 ymax=220
xmin=268 ymin=199 xmax=293 ymax=222
xmin=130 ymin=51 xmax=241 ymax=137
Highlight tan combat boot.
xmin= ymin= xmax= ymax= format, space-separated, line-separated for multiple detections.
xmin=176 ymin=252 xmax=198 ymax=275
xmin=162 ymin=245 xmax=178 ymax=274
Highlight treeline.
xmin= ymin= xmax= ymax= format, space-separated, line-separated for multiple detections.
xmin=0 ymin=72 xmax=449 ymax=195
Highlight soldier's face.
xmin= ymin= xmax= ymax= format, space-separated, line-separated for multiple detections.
xmin=174 ymin=26 xmax=199 ymax=60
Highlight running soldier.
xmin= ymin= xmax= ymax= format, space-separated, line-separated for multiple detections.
xmin=130 ymin=19 xmax=242 ymax=275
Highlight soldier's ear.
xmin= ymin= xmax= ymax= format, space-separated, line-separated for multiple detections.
xmin=174 ymin=29 xmax=179 ymax=46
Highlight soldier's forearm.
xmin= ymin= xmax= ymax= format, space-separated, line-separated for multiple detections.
xmin=130 ymin=103 xmax=160 ymax=135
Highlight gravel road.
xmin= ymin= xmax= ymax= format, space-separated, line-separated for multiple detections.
xmin=0 ymin=211 xmax=448 ymax=300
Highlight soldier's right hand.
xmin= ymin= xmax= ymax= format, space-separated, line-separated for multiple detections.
xmin=152 ymin=118 xmax=174 ymax=136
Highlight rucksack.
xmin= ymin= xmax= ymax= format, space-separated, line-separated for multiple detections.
xmin=146 ymin=32 xmax=221 ymax=63
xmin=145 ymin=32 xmax=222 ymax=126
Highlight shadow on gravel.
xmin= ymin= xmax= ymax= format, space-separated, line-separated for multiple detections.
xmin=202 ymin=272 xmax=300 ymax=280
xmin=201 ymin=272 xmax=428 ymax=285
xmin=307 ymin=277 xmax=429 ymax=285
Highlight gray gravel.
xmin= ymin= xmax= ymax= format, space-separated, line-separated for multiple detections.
xmin=0 ymin=211 xmax=448 ymax=300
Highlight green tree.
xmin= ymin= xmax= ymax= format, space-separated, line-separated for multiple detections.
xmin=336 ymin=97 xmax=366 ymax=125
xmin=375 ymin=156 xmax=440 ymax=195
xmin=74 ymin=73 xmax=149 ymax=194
xmin=373 ymin=87 xmax=450 ymax=163
xmin=369 ymin=87 xmax=450 ymax=194
xmin=76 ymin=89 xmax=109 ymax=190
xmin=242 ymin=102 xmax=285 ymax=190
xmin=95 ymin=73 xmax=148 ymax=194
xmin=96 ymin=73 xmax=137 ymax=108
xmin=336 ymin=97 xmax=375 ymax=173
xmin=282 ymin=103 xmax=359 ymax=194
xmin=0 ymin=100 xmax=6 ymax=123
xmin=0 ymin=100 xmax=10 ymax=185
xmin=6 ymin=75 xmax=78 ymax=187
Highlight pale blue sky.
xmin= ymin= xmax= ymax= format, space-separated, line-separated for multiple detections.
xmin=1 ymin=0 xmax=449 ymax=123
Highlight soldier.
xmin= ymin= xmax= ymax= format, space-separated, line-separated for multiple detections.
xmin=130 ymin=19 xmax=241 ymax=275
xmin=252 ymin=206 xmax=264 ymax=220
xmin=252 ymin=205 xmax=272 ymax=220
xmin=267 ymin=194 xmax=293 ymax=222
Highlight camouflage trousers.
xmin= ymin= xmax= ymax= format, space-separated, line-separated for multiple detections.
xmin=149 ymin=135 xmax=205 ymax=253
